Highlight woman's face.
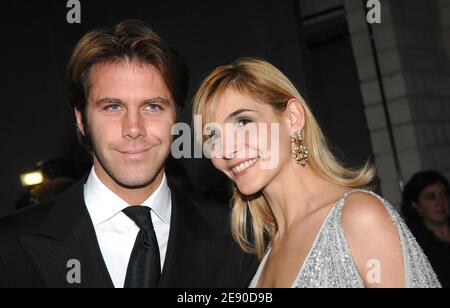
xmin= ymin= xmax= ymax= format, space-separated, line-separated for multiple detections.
xmin=206 ymin=88 xmax=295 ymax=195
xmin=414 ymin=181 xmax=450 ymax=225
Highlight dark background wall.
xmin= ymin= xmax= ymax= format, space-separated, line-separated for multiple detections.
xmin=0 ymin=0 xmax=373 ymax=217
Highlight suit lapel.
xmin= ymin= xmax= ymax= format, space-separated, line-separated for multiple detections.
xmin=159 ymin=186 xmax=231 ymax=287
xmin=17 ymin=179 xmax=232 ymax=287
xmin=18 ymin=178 xmax=114 ymax=288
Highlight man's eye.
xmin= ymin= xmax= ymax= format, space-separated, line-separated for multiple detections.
xmin=105 ymin=104 xmax=121 ymax=112
xmin=146 ymin=104 xmax=162 ymax=112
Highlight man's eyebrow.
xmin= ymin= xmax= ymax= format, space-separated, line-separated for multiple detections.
xmin=95 ymin=97 xmax=170 ymax=105
xmin=95 ymin=97 xmax=123 ymax=105
xmin=226 ymin=109 xmax=258 ymax=121
xmin=144 ymin=97 xmax=170 ymax=105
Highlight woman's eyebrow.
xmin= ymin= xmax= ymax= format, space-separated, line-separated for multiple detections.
xmin=226 ymin=109 xmax=258 ymax=121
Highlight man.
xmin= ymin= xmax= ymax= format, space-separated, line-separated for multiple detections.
xmin=0 ymin=20 xmax=257 ymax=288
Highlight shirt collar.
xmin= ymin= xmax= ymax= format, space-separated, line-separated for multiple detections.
xmin=84 ymin=167 xmax=171 ymax=226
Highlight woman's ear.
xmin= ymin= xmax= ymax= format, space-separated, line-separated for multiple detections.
xmin=285 ymin=98 xmax=305 ymax=133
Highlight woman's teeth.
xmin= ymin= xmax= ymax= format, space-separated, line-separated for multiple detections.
xmin=232 ymin=158 xmax=259 ymax=174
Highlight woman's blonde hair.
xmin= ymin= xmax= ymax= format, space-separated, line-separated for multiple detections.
xmin=193 ymin=58 xmax=375 ymax=260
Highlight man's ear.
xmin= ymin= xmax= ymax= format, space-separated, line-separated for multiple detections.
xmin=74 ymin=108 xmax=85 ymax=136
xmin=285 ymin=98 xmax=306 ymax=133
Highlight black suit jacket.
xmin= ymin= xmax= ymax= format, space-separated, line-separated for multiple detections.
xmin=0 ymin=177 xmax=258 ymax=288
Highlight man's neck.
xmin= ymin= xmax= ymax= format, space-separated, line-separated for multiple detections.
xmin=93 ymin=164 xmax=164 ymax=206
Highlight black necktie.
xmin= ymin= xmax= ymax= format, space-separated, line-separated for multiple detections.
xmin=123 ymin=206 xmax=161 ymax=288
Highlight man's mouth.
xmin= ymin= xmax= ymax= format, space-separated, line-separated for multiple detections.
xmin=116 ymin=148 xmax=151 ymax=159
xmin=117 ymin=149 xmax=150 ymax=155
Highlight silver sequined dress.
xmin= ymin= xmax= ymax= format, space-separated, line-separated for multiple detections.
xmin=249 ymin=190 xmax=441 ymax=288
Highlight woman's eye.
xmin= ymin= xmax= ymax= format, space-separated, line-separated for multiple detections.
xmin=237 ymin=118 xmax=253 ymax=127
xmin=425 ymin=193 xmax=436 ymax=201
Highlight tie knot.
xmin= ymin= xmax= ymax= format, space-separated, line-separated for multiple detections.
xmin=123 ymin=206 xmax=154 ymax=231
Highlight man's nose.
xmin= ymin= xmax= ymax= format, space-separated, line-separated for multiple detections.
xmin=122 ymin=109 xmax=146 ymax=140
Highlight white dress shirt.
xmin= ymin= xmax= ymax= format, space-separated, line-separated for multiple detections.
xmin=83 ymin=168 xmax=171 ymax=288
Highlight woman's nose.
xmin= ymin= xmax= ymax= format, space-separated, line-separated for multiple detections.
xmin=439 ymin=194 xmax=449 ymax=205
xmin=223 ymin=144 xmax=238 ymax=160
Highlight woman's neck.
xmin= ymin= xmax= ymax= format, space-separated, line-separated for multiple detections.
xmin=263 ymin=160 xmax=348 ymax=237
xmin=424 ymin=220 xmax=450 ymax=243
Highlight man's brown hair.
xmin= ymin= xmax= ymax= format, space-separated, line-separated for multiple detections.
xmin=67 ymin=19 xmax=188 ymax=150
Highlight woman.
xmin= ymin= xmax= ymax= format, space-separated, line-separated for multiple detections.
xmin=402 ymin=171 xmax=450 ymax=287
xmin=193 ymin=58 xmax=440 ymax=288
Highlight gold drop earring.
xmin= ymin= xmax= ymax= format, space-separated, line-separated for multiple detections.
xmin=291 ymin=130 xmax=308 ymax=167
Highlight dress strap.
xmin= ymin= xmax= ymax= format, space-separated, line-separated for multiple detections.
xmin=341 ymin=189 xmax=386 ymax=206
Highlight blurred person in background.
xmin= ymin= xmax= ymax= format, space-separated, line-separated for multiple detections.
xmin=402 ymin=170 xmax=450 ymax=288
xmin=31 ymin=177 xmax=76 ymax=204
xmin=15 ymin=158 xmax=77 ymax=210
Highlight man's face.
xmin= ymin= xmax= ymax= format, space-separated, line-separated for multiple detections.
xmin=75 ymin=60 xmax=176 ymax=189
